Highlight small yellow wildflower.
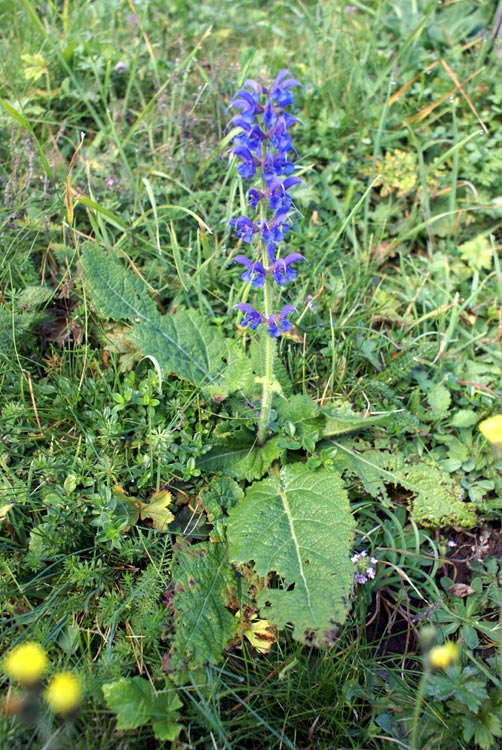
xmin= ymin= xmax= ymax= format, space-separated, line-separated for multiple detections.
xmin=479 ymin=414 xmax=502 ymax=461
xmin=428 ymin=641 xmax=459 ymax=669
xmin=45 ymin=672 xmax=82 ymax=715
xmin=479 ymin=415 xmax=502 ymax=460
xmin=3 ymin=642 xmax=48 ymax=685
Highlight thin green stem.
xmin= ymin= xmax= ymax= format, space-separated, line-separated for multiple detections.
xmin=410 ymin=665 xmax=430 ymax=750
xmin=257 ymin=274 xmax=274 ymax=445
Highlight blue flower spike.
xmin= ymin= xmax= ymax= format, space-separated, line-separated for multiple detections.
xmin=227 ymin=70 xmax=304 ymax=338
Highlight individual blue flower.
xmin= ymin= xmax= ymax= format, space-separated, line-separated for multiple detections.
xmin=269 ymin=116 xmax=295 ymax=152
xmin=229 ymin=216 xmax=257 ymax=243
xmin=269 ymin=253 xmax=305 ymax=285
xmin=235 ymin=303 xmax=263 ymax=330
xmin=266 ymin=242 xmax=278 ymax=263
xmin=228 ymin=88 xmax=261 ymax=123
xmin=232 ymin=146 xmax=258 ymax=179
xmin=248 ymin=188 xmax=264 ymax=209
xmin=234 ymin=123 xmax=267 ymax=154
xmin=267 ymin=176 xmax=301 ymax=210
xmin=266 ymin=305 xmax=296 ymax=337
xmin=232 ymin=255 xmax=266 ymax=289
xmin=269 ymin=69 xmax=300 ymax=108
xmin=258 ymin=208 xmax=291 ymax=245
xmin=263 ymin=151 xmax=295 ymax=181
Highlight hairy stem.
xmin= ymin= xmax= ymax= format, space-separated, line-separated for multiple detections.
xmin=410 ymin=666 xmax=430 ymax=750
xmin=257 ymin=256 xmax=274 ymax=446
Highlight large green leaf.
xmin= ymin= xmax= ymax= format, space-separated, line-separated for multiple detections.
xmin=227 ymin=464 xmax=355 ymax=645
xmin=80 ymin=243 xmax=236 ymax=393
xmin=166 ymin=542 xmax=239 ymax=682
xmin=80 ymin=243 xmax=159 ymax=321
xmin=197 ymin=428 xmax=283 ymax=481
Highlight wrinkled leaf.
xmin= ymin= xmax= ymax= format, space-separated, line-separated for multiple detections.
xmin=80 ymin=243 xmax=241 ymax=395
xmin=167 ymin=542 xmax=239 ymax=681
xmin=197 ymin=429 xmax=283 ymax=481
xmin=228 ymin=464 xmax=355 ymax=645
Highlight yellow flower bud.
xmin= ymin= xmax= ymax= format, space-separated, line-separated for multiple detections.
xmin=428 ymin=641 xmax=459 ymax=669
xmin=3 ymin=642 xmax=48 ymax=685
xmin=479 ymin=415 xmax=502 ymax=460
xmin=45 ymin=672 xmax=82 ymax=715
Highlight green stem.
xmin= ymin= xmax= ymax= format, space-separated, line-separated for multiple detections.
xmin=257 ymin=274 xmax=274 ymax=445
xmin=410 ymin=666 xmax=430 ymax=750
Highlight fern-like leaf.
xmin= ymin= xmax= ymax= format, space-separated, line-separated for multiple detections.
xmin=333 ymin=440 xmax=477 ymax=527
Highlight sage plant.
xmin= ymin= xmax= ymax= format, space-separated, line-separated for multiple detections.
xmin=227 ymin=70 xmax=303 ymax=444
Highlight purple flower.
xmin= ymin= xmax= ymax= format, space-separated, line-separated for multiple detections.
xmin=228 ymin=88 xmax=261 ymax=123
xmin=234 ymin=123 xmax=267 ymax=154
xmin=267 ymin=176 xmax=301 ymax=210
xmin=231 ymin=146 xmax=258 ymax=179
xmin=263 ymin=151 xmax=295 ymax=181
xmin=354 ymin=573 xmax=368 ymax=585
xmin=235 ymin=303 xmax=263 ymax=330
xmin=232 ymin=255 xmax=266 ymax=289
xmin=266 ymin=243 xmax=277 ymax=263
xmin=226 ymin=72 xmax=304 ymax=338
xmin=269 ymin=253 xmax=305 ymax=285
xmin=229 ymin=216 xmax=257 ymax=243
xmin=269 ymin=69 xmax=300 ymax=108
xmin=248 ymin=188 xmax=264 ymax=209
xmin=258 ymin=208 xmax=292 ymax=245
xmin=269 ymin=115 xmax=296 ymax=152
xmin=266 ymin=305 xmax=296 ymax=337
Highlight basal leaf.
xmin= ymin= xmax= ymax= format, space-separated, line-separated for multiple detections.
xmin=101 ymin=677 xmax=182 ymax=736
xmin=80 ymin=243 xmax=239 ymax=394
xmin=80 ymin=243 xmax=159 ymax=323
xmin=167 ymin=542 xmax=239 ymax=681
xmin=200 ymin=476 xmax=244 ymax=542
xmin=320 ymin=403 xmax=391 ymax=437
xmin=333 ymin=441 xmax=477 ymax=527
xmin=197 ymin=429 xmax=283 ymax=481
xmin=227 ymin=464 xmax=355 ymax=645
xmin=129 ymin=308 xmax=229 ymax=390
xmin=332 ymin=443 xmax=392 ymax=505
xmin=205 ymin=341 xmax=255 ymax=401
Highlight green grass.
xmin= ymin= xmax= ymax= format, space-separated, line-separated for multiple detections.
xmin=2 ymin=0 xmax=502 ymax=748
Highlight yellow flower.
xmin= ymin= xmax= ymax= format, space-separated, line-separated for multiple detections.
xmin=3 ymin=642 xmax=48 ymax=685
xmin=45 ymin=672 xmax=82 ymax=715
xmin=428 ymin=641 xmax=459 ymax=669
xmin=479 ymin=415 xmax=502 ymax=460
